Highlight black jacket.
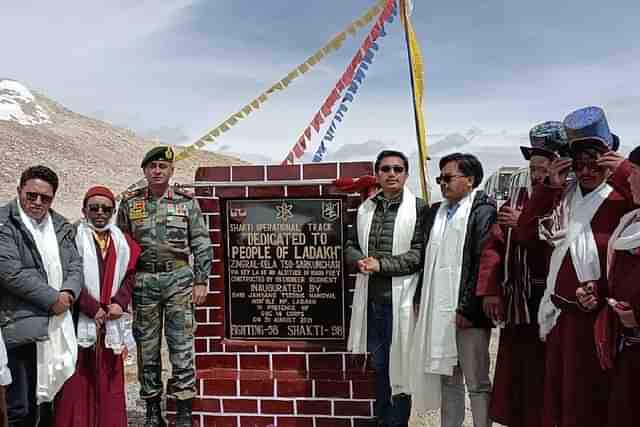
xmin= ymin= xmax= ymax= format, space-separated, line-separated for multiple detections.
xmin=422 ymin=191 xmax=497 ymax=328
xmin=0 ymin=199 xmax=83 ymax=348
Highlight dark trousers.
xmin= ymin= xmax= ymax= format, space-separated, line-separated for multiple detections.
xmin=6 ymin=344 xmax=52 ymax=427
xmin=367 ymin=301 xmax=411 ymax=427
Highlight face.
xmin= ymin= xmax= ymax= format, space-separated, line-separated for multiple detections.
xmin=628 ymin=164 xmax=640 ymax=205
xmin=572 ymin=151 xmax=606 ymax=191
xmin=376 ymin=156 xmax=408 ymax=195
xmin=143 ymin=160 xmax=174 ymax=187
xmin=529 ymin=155 xmax=552 ymax=186
xmin=439 ymin=161 xmax=473 ymax=203
xmin=83 ymin=195 xmax=115 ymax=228
xmin=17 ymin=179 xmax=55 ymax=223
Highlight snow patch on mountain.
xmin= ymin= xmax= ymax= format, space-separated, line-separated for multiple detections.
xmin=0 ymin=79 xmax=51 ymax=125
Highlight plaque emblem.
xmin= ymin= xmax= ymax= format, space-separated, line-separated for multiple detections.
xmin=321 ymin=201 xmax=339 ymax=222
xmin=275 ymin=201 xmax=294 ymax=223
xmin=230 ymin=207 xmax=248 ymax=220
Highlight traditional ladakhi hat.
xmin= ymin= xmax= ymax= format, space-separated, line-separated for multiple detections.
xmin=83 ymin=185 xmax=116 ymax=207
xmin=563 ymin=106 xmax=620 ymax=153
xmin=141 ymin=146 xmax=175 ymax=168
xmin=521 ymin=121 xmax=568 ymax=160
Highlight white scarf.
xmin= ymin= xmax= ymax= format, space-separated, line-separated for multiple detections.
xmin=347 ymin=187 xmax=419 ymax=395
xmin=410 ymin=189 xmax=478 ymax=412
xmin=18 ymin=202 xmax=77 ymax=404
xmin=538 ymin=181 xmax=612 ymax=340
xmin=0 ymin=328 xmax=10 ymax=386
xmin=75 ymin=221 xmax=133 ymax=354
xmin=607 ymin=209 xmax=640 ymax=277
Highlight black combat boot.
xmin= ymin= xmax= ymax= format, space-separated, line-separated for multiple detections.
xmin=144 ymin=396 xmax=167 ymax=427
xmin=175 ymin=399 xmax=193 ymax=427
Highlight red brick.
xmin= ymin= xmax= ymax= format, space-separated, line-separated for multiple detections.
xmin=207 ymin=213 xmax=221 ymax=228
xmin=211 ymin=260 xmax=224 ymax=275
xmin=194 ymin=338 xmax=208 ymax=353
xmin=197 ymin=197 xmax=220 ymax=213
xmin=192 ymin=397 xmax=221 ymax=412
xmin=239 ymin=379 xmax=274 ymax=397
xmin=334 ymin=400 xmax=372 ymax=416
xmin=197 ymin=167 xmax=231 ymax=182
xmin=239 ymin=416 xmax=274 ymax=427
xmin=303 ymin=163 xmax=338 ymax=179
xmin=209 ymin=341 xmax=224 ymax=352
xmin=201 ymin=415 xmax=237 ymax=427
xmin=209 ymin=307 xmax=225 ymax=322
xmin=204 ymin=292 xmax=224 ymax=306
xmin=208 ymin=230 xmax=222 ymax=244
xmin=272 ymin=354 xmax=306 ymax=371
xmin=202 ymin=378 xmax=237 ymax=396
xmin=267 ymin=164 xmax=301 ymax=181
xmin=353 ymin=419 xmax=378 ymax=427
xmin=260 ymin=399 xmax=293 ymax=414
xmin=195 ymin=324 xmax=224 ymax=339
xmin=316 ymin=418 xmax=350 ymax=427
xmin=296 ymin=399 xmax=331 ymax=415
xmin=208 ymin=280 xmax=224 ymax=294
xmin=352 ymin=380 xmax=376 ymax=399
xmin=345 ymin=354 xmax=368 ymax=371
xmin=276 ymin=380 xmax=312 ymax=397
xmin=222 ymin=398 xmax=258 ymax=413
xmin=256 ymin=343 xmax=290 ymax=352
xmin=232 ymin=165 xmax=265 ymax=181
xmin=315 ymin=380 xmax=350 ymax=398
xmin=276 ymin=416 xmax=314 ymax=427
xmin=195 ymin=187 xmax=213 ymax=197
xmin=308 ymin=354 xmax=342 ymax=371
xmin=196 ymin=354 xmax=237 ymax=370
xmin=215 ymin=186 xmax=246 ymax=198
xmin=340 ymin=161 xmax=374 ymax=178
xmin=286 ymin=185 xmax=321 ymax=197
xmin=195 ymin=308 xmax=208 ymax=323
xmin=239 ymin=354 xmax=269 ymax=370
xmin=224 ymin=342 xmax=256 ymax=352
xmin=248 ymin=185 xmax=285 ymax=198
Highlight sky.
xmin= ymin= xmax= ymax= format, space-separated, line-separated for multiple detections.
xmin=3 ymin=0 xmax=640 ymax=166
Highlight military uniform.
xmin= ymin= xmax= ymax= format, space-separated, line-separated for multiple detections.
xmin=117 ymin=185 xmax=212 ymax=401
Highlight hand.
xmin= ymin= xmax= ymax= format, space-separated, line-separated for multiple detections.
xmin=497 ymin=207 xmax=521 ymax=228
xmin=576 ymin=281 xmax=598 ymax=311
xmin=359 ymin=257 xmax=381 ymax=273
xmin=610 ymin=299 xmax=639 ymax=328
xmin=50 ymin=292 xmax=74 ymax=315
xmin=107 ymin=303 xmax=124 ymax=320
xmin=597 ymin=151 xmax=625 ymax=173
xmin=94 ymin=307 xmax=107 ymax=327
xmin=193 ymin=284 xmax=208 ymax=305
xmin=482 ymin=295 xmax=504 ymax=324
xmin=456 ymin=313 xmax=472 ymax=329
xmin=548 ymin=158 xmax=573 ymax=187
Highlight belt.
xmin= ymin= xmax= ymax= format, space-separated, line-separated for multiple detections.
xmin=138 ymin=259 xmax=189 ymax=273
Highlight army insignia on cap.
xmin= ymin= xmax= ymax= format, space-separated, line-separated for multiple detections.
xmin=166 ymin=147 xmax=174 ymax=160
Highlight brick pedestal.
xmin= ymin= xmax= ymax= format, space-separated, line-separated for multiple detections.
xmin=178 ymin=162 xmax=377 ymax=427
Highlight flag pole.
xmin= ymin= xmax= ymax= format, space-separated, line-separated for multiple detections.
xmin=399 ymin=0 xmax=430 ymax=203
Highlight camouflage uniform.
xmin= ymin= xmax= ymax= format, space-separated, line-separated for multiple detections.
xmin=117 ymin=186 xmax=212 ymax=401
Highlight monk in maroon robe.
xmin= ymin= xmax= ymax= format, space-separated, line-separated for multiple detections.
xmin=477 ymin=121 xmax=565 ymax=427
xmin=53 ymin=186 xmax=140 ymax=427
xmin=518 ymin=113 xmax=634 ymax=427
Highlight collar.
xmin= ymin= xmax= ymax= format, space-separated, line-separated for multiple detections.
xmin=373 ymin=190 xmax=404 ymax=205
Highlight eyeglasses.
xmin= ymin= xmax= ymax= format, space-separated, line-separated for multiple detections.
xmin=436 ymin=175 xmax=466 ymax=185
xmin=572 ymin=160 xmax=602 ymax=172
xmin=25 ymin=192 xmax=53 ymax=204
xmin=87 ymin=204 xmax=114 ymax=214
xmin=379 ymin=165 xmax=405 ymax=174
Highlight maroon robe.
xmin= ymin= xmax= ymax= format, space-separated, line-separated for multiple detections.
xmin=517 ymin=162 xmax=635 ymax=427
xmin=606 ymin=223 xmax=640 ymax=426
xmin=477 ymin=190 xmax=550 ymax=427
xmin=53 ymin=232 xmax=139 ymax=427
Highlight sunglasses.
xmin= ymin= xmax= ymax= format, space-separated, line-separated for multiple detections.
xmin=87 ymin=204 xmax=114 ymax=214
xmin=436 ymin=174 xmax=466 ymax=185
xmin=379 ymin=165 xmax=405 ymax=174
xmin=25 ymin=192 xmax=53 ymax=204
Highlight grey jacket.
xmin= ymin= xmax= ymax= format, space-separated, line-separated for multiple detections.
xmin=0 ymin=199 xmax=83 ymax=348
xmin=345 ymin=191 xmax=427 ymax=304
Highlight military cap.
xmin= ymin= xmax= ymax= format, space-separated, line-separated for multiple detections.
xmin=141 ymin=146 xmax=175 ymax=168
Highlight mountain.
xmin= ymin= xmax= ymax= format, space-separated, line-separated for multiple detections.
xmin=0 ymin=79 xmax=245 ymax=219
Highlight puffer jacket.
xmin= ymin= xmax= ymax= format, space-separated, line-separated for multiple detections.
xmin=345 ymin=191 xmax=427 ymax=303
xmin=422 ymin=190 xmax=497 ymax=328
xmin=0 ymin=199 xmax=83 ymax=348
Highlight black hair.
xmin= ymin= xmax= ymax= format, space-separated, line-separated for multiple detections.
xmin=629 ymin=146 xmax=640 ymax=167
xmin=19 ymin=165 xmax=59 ymax=193
xmin=374 ymin=150 xmax=409 ymax=174
xmin=439 ymin=153 xmax=484 ymax=188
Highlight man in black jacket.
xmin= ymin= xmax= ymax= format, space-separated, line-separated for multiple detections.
xmin=0 ymin=166 xmax=83 ymax=427
xmin=412 ymin=153 xmax=496 ymax=427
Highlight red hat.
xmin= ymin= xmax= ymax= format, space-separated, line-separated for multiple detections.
xmin=83 ymin=186 xmax=116 ymax=207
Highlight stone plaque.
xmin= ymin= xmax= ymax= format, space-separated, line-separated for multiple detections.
xmin=224 ymin=198 xmax=345 ymax=341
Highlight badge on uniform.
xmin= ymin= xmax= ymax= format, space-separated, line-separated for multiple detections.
xmin=130 ymin=200 xmax=147 ymax=220
xmin=175 ymin=204 xmax=188 ymax=216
